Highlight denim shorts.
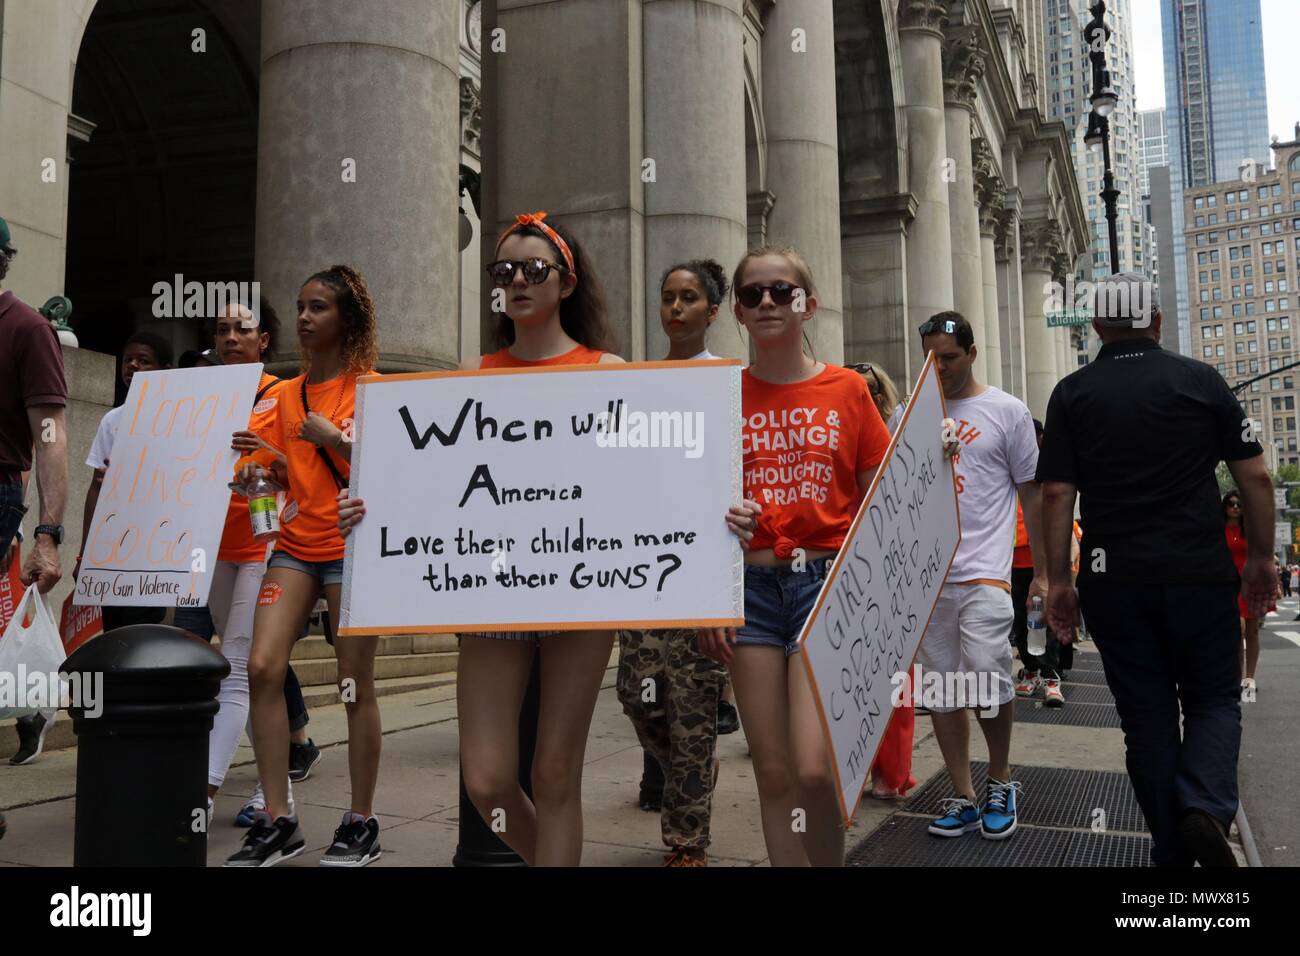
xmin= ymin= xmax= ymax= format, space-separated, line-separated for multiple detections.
xmin=267 ymin=549 xmax=345 ymax=587
xmin=734 ymin=555 xmax=835 ymax=657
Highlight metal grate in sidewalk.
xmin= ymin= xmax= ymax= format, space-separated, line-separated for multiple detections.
xmin=897 ymin=761 xmax=1146 ymax=833
xmin=1015 ymin=698 xmax=1123 ymax=728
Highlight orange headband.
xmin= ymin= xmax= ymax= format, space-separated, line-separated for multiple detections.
xmin=495 ymin=211 xmax=576 ymax=276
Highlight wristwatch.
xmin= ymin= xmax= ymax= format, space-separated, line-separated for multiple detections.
xmin=34 ymin=524 xmax=64 ymax=546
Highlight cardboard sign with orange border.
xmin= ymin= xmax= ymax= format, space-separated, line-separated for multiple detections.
xmin=797 ymin=354 xmax=961 ymax=824
xmin=339 ymin=361 xmax=744 ymax=635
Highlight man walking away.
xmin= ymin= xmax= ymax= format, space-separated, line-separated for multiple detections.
xmin=1037 ymin=272 xmax=1273 ymax=867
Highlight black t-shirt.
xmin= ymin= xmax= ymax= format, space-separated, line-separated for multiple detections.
xmin=1036 ymin=338 xmax=1262 ymax=585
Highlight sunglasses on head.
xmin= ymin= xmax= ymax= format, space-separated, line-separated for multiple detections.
xmin=918 ymin=318 xmax=962 ymax=337
xmin=736 ymin=281 xmax=802 ymax=309
xmin=485 ymin=257 xmax=567 ymax=288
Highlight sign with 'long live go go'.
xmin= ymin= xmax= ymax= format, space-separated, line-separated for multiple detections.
xmin=75 ymin=365 xmax=263 ymax=608
xmin=797 ymin=353 xmax=961 ymax=824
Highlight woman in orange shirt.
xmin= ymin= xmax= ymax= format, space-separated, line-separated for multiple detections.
xmin=224 ymin=265 xmax=380 ymax=868
xmin=699 ymin=246 xmax=892 ymax=866
xmin=339 ymin=214 xmax=630 ymax=866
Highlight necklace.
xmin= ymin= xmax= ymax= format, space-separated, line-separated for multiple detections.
xmin=301 ymin=371 xmax=351 ymax=424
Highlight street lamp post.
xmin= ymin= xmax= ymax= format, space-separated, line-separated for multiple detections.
xmin=1084 ymin=1 xmax=1120 ymax=275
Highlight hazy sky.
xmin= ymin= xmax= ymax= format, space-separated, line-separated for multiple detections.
xmin=1130 ymin=0 xmax=1300 ymax=144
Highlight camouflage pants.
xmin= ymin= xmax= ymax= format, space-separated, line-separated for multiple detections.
xmin=616 ymin=628 xmax=725 ymax=850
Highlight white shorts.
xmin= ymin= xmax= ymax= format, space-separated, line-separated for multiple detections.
xmin=914 ymin=583 xmax=1015 ymax=714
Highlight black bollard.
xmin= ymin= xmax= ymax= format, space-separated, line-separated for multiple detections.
xmin=453 ymin=654 xmax=541 ymax=866
xmin=63 ymin=623 xmax=229 ymax=866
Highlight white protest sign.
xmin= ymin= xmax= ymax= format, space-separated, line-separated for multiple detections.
xmin=1276 ymin=521 xmax=1291 ymax=549
xmin=340 ymin=361 xmax=744 ymax=635
xmin=797 ymin=354 xmax=960 ymax=823
xmin=75 ymin=364 xmax=263 ymax=608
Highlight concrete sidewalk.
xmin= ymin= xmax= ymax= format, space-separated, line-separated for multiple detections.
xmin=0 ymin=644 xmax=1247 ymax=867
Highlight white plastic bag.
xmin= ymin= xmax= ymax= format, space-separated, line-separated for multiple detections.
xmin=0 ymin=588 xmax=67 ymax=722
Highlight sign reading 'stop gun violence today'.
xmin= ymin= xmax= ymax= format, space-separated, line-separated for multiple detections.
xmin=339 ymin=361 xmax=744 ymax=635
xmin=75 ymin=365 xmax=264 ymax=608
xmin=798 ymin=354 xmax=960 ymax=824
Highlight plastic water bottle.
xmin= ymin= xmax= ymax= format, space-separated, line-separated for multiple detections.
xmin=246 ymin=472 xmax=280 ymax=543
xmin=1026 ymin=595 xmax=1047 ymax=656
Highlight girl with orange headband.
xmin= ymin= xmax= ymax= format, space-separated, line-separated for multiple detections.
xmin=338 ymin=213 xmax=626 ymax=866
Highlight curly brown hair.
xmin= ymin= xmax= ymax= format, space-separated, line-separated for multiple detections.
xmin=299 ymin=264 xmax=379 ymax=374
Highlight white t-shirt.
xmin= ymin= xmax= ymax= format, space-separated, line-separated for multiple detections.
xmin=86 ymin=405 xmax=126 ymax=470
xmin=944 ymin=386 xmax=1039 ymax=585
xmin=688 ymin=349 xmax=716 ymax=360
xmin=885 ymin=401 xmax=906 ymax=435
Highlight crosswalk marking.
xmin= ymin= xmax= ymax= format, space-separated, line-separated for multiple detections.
xmin=1273 ymin=630 xmax=1300 ymax=648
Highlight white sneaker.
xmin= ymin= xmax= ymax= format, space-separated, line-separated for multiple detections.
xmin=235 ymin=779 xmax=294 ymax=826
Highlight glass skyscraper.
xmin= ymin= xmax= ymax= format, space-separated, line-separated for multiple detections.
xmin=1161 ymin=0 xmax=1270 ymax=354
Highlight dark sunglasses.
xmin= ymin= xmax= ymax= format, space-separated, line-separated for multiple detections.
xmin=736 ymin=281 xmax=801 ymax=309
xmin=485 ymin=257 xmax=567 ymax=287
xmin=918 ymin=318 xmax=962 ymax=336
xmin=1226 ymin=500 xmax=1241 ymax=508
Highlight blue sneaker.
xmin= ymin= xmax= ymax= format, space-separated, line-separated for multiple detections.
xmin=981 ymin=779 xmax=1022 ymax=840
xmin=928 ymin=797 xmax=981 ymax=837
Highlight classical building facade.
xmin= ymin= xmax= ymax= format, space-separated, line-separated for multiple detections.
xmin=1 ymin=0 xmax=1087 ymax=613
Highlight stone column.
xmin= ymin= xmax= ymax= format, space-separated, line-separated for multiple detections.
xmin=942 ymin=28 xmax=987 ymax=381
xmin=841 ymin=196 xmax=916 ymax=386
xmin=643 ymin=0 xmax=747 ymax=360
xmin=1019 ymin=219 xmax=1063 ymax=417
xmin=975 ymin=147 xmax=1005 ymax=390
xmin=995 ymin=208 xmax=1025 ymax=399
xmin=762 ymin=0 xmax=844 ymax=363
xmin=256 ymin=0 xmax=462 ymax=372
xmin=487 ymin=0 xmax=644 ymax=358
xmin=899 ymin=0 xmax=954 ymax=381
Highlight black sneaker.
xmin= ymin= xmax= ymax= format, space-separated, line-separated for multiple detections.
xmin=1177 ymin=809 xmax=1237 ymax=868
xmin=10 ymin=713 xmax=50 ymax=766
xmin=319 ymin=815 xmax=382 ymax=867
xmin=224 ymin=813 xmax=306 ymax=867
xmin=717 ymin=700 xmax=741 ymax=735
xmin=288 ymin=738 xmax=322 ymax=782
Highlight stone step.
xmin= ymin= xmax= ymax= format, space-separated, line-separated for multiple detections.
xmin=289 ymin=650 xmax=459 ymax=688
xmin=288 ymin=632 xmax=459 ymax=661
xmin=0 ymin=672 xmax=458 ymax=762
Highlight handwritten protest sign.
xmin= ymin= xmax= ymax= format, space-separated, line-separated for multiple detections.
xmin=340 ymin=361 xmax=744 ymax=635
xmin=75 ymin=365 xmax=263 ymax=607
xmin=798 ymin=354 xmax=960 ymax=823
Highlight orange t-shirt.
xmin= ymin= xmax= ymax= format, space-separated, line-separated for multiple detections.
xmin=219 ymin=373 xmax=284 ymax=564
xmin=479 ymin=343 xmax=605 ymax=368
xmin=258 ymin=370 xmax=373 ymax=563
xmin=742 ymin=364 xmax=890 ymax=558
xmin=1012 ymin=502 xmax=1081 ymax=571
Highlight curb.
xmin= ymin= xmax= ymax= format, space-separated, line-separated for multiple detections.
xmin=1234 ymin=802 xmax=1262 ymax=868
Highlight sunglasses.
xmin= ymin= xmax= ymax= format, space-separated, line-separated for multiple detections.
xmin=736 ymin=281 xmax=801 ymax=309
xmin=485 ymin=257 xmax=567 ymax=287
xmin=1226 ymin=501 xmax=1241 ymax=508
xmin=918 ymin=318 xmax=962 ymax=336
